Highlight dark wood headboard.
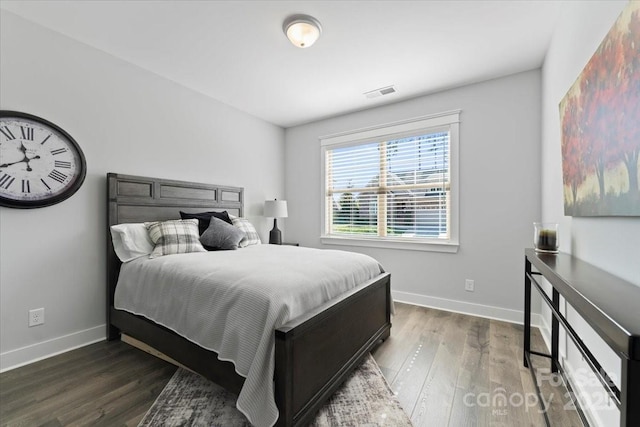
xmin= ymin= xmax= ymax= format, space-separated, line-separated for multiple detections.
xmin=106 ymin=173 xmax=244 ymax=338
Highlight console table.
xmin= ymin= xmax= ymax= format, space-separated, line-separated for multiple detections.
xmin=523 ymin=248 xmax=639 ymax=427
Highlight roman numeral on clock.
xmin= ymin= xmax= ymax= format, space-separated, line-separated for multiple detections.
xmin=50 ymin=148 xmax=67 ymax=155
xmin=54 ymin=160 xmax=72 ymax=168
xmin=0 ymin=173 xmax=15 ymax=189
xmin=48 ymin=170 xmax=67 ymax=184
xmin=22 ymin=179 xmax=30 ymax=193
xmin=40 ymin=134 xmax=52 ymax=145
xmin=40 ymin=178 xmax=51 ymax=190
xmin=20 ymin=126 xmax=34 ymax=140
xmin=0 ymin=127 xmax=16 ymax=141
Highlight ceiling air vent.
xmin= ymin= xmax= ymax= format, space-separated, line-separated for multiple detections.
xmin=364 ymin=85 xmax=397 ymax=99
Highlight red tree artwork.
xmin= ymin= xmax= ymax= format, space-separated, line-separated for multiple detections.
xmin=561 ymin=95 xmax=585 ymax=206
xmin=559 ymin=2 xmax=640 ymax=216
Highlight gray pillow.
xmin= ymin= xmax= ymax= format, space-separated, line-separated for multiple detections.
xmin=200 ymin=216 xmax=246 ymax=250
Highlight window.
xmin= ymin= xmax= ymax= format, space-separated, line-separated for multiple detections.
xmin=320 ymin=111 xmax=459 ymax=252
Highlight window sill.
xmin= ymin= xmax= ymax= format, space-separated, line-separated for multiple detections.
xmin=320 ymin=235 xmax=459 ymax=253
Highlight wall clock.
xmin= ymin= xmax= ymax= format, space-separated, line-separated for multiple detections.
xmin=0 ymin=111 xmax=87 ymax=208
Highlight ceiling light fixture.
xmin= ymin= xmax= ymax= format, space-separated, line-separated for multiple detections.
xmin=283 ymin=14 xmax=322 ymax=48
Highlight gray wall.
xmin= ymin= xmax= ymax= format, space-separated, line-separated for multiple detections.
xmin=285 ymin=70 xmax=542 ymax=322
xmin=541 ymin=1 xmax=639 ymax=426
xmin=0 ymin=12 xmax=285 ymax=370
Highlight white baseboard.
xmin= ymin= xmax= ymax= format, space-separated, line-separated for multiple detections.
xmin=0 ymin=325 xmax=105 ymax=373
xmin=392 ymin=290 xmax=545 ymax=328
xmin=538 ymin=312 xmax=552 ymax=353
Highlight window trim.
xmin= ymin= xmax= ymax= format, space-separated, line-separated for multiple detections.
xmin=320 ymin=110 xmax=460 ymax=253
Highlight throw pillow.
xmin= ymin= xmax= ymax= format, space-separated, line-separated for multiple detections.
xmin=200 ymin=217 xmax=246 ymax=250
xmin=180 ymin=211 xmax=233 ymax=235
xmin=145 ymin=219 xmax=206 ymax=258
xmin=231 ymin=217 xmax=262 ymax=247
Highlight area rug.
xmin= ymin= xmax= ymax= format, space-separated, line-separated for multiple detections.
xmin=139 ymin=353 xmax=412 ymax=426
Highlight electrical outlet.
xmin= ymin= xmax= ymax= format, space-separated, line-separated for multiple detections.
xmin=465 ymin=279 xmax=475 ymax=292
xmin=29 ymin=308 xmax=45 ymax=327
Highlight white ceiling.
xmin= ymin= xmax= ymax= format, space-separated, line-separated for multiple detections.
xmin=0 ymin=0 xmax=565 ymax=128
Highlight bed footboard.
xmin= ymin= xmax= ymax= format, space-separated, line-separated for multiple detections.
xmin=274 ymin=272 xmax=391 ymax=427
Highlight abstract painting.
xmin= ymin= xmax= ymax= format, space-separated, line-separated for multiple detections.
xmin=559 ymin=1 xmax=640 ymax=216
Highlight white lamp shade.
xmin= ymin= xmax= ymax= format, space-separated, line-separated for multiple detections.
xmin=264 ymin=200 xmax=288 ymax=218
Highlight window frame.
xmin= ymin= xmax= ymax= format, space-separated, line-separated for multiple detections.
xmin=320 ymin=110 xmax=460 ymax=253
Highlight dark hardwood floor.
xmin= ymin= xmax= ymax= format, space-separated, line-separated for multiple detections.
xmin=0 ymin=340 xmax=176 ymax=426
xmin=1 ymin=302 xmax=580 ymax=426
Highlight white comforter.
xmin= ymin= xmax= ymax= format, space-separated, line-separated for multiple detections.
xmin=114 ymin=244 xmax=383 ymax=427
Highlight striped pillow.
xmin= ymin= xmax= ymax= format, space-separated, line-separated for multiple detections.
xmin=231 ymin=217 xmax=262 ymax=247
xmin=145 ymin=219 xmax=206 ymax=258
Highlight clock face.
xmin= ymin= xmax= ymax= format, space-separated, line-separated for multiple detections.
xmin=0 ymin=111 xmax=86 ymax=208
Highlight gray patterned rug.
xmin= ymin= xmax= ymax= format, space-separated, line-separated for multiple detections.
xmin=139 ymin=354 xmax=412 ymax=426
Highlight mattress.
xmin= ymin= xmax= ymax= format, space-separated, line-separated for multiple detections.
xmin=114 ymin=244 xmax=384 ymax=427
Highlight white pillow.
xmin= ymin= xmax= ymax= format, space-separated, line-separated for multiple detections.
xmin=110 ymin=223 xmax=155 ymax=262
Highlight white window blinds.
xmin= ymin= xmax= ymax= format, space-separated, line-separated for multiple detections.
xmin=321 ymin=111 xmax=459 ymax=250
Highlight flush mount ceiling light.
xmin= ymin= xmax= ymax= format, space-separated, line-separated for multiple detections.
xmin=283 ymin=14 xmax=322 ymax=48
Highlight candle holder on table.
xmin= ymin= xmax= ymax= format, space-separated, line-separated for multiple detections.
xmin=534 ymin=222 xmax=559 ymax=254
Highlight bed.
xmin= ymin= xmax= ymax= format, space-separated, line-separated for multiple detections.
xmin=106 ymin=173 xmax=392 ymax=427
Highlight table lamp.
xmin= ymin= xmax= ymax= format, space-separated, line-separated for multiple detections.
xmin=264 ymin=199 xmax=288 ymax=244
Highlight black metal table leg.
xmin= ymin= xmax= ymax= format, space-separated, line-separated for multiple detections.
xmin=551 ymin=288 xmax=560 ymax=374
xmin=524 ymin=256 xmax=532 ymax=368
xmin=621 ymin=358 xmax=640 ymax=427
